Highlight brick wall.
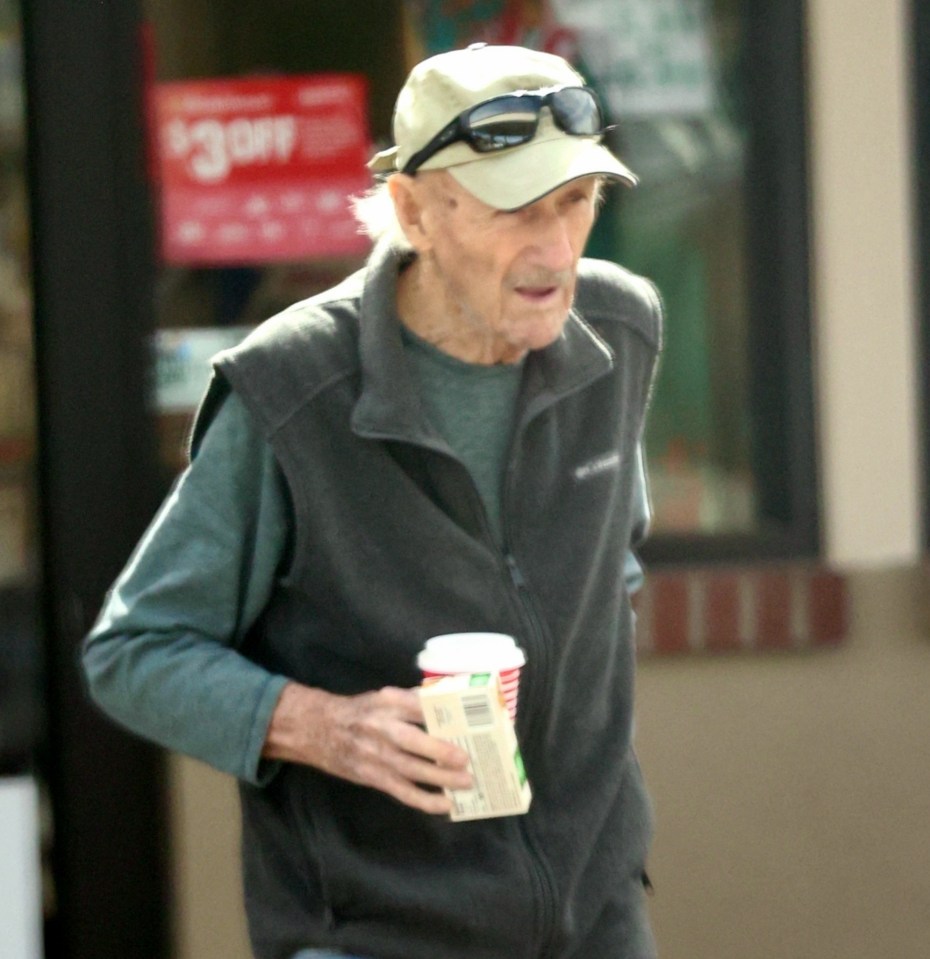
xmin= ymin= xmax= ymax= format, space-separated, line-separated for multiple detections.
xmin=635 ymin=565 xmax=849 ymax=655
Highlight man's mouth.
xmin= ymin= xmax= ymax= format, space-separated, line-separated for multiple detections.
xmin=510 ymin=268 xmax=572 ymax=304
xmin=515 ymin=285 xmax=559 ymax=301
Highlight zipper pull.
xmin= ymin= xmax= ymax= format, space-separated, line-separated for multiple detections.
xmin=505 ymin=553 xmax=526 ymax=590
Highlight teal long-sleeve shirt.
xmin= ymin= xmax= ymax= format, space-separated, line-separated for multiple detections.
xmin=83 ymin=393 xmax=291 ymax=784
xmin=83 ymin=391 xmax=649 ymax=786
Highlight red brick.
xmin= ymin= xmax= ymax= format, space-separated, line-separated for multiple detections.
xmin=754 ymin=570 xmax=793 ymax=650
xmin=650 ymin=573 xmax=691 ymax=654
xmin=808 ymin=570 xmax=849 ymax=646
xmin=704 ymin=572 xmax=743 ymax=652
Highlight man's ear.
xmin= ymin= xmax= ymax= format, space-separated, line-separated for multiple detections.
xmin=389 ymin=174 xmax=432 ymax=254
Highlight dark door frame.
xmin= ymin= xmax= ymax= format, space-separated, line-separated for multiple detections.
xmin=23 ymin=2 xmax=170 ymax=956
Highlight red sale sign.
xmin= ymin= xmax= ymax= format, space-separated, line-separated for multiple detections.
xmin=153 ymin=74 xmax=373 ymax=265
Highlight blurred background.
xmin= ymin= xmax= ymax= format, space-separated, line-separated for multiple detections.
xmin=1 ymin=0 xmax=928 ymax=956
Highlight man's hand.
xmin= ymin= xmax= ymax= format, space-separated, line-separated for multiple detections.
xmin=262 ymin=682 xmax=472 ymax=815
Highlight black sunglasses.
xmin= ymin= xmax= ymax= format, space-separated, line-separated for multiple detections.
xmin=401 ymin=85 xmax=609 ymax=176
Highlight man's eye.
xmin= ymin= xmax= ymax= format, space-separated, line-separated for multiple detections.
xmin=564 ymin=192 xmax=590 ymax=207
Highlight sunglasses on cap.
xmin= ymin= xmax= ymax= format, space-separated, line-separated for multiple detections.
xmin=401 ymin=85 xmax=609 ymax=176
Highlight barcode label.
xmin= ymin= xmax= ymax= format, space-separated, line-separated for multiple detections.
xmin=462 ymin=694 xmax=493 ymax=728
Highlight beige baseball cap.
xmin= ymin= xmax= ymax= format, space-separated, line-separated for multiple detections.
xmin=369 ymin=43 xmax=637 ymax=210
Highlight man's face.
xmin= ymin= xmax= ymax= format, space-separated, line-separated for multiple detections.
xmin=398 ymin=172 xmax=600 ymax=364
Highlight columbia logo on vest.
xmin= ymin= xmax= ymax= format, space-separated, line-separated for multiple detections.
xmin=573 ymin=451 xmax=622 ymax=482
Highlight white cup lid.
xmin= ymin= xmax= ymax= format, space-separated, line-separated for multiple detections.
xmin=418 ymin=632 xmax=525 ymax=673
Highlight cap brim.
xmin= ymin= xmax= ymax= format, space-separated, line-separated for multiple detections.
xmin=368 ymin=145 xmax=399 ymax=172
xmin=447 ymin=136 xmax=637 ymax=211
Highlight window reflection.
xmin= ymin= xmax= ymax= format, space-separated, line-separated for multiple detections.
xmin=407 ymin=0 xmax=760 ymax=536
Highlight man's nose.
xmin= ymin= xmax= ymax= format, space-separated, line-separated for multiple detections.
xmin=531 ymin=212 xmax=575 ymax=271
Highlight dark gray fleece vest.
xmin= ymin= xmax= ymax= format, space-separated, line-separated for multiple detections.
xmin=198 ymin=242 xmax=662 ymax=959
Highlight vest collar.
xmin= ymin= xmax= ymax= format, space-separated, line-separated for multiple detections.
xmin=350 ymin=240 xmax=615 ymax=443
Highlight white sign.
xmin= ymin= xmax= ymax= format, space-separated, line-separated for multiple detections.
xmin=152 ymin=327 xmax=254 ymax=412
xmin=552 ymin=0 xmax=717 ymax=117
xmin=0 ymin=777 xmax=43 ymax=958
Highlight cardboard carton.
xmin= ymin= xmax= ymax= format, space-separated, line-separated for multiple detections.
xmin=418 ymin=672 xmax=532 ymax=821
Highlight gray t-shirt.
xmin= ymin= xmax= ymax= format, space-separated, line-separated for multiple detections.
xmin=402 ymin=326 xmax=523 ymax=545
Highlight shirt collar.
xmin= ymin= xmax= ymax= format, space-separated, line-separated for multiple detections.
xmin=351 ymin=240 xmax=615 ymax=443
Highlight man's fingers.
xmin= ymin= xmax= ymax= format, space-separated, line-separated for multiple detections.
xmin=347 ymin=687 xmax=470 ymax=772
xmin=380 ymin=774 xmax=455 ymax=816
xmin=275 ymin=683 xmax=475 ymax=813
xmin=390 ymin=716 xmax=470 ymax=770
xmin=345 ymin=740 xmax=467 ymax=815
xmin=343 ymin=718 xmax=472 ymax=790
xmin=392 ymin=745 xmax=473 ymax=790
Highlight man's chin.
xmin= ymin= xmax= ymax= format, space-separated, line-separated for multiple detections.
xmin=520 ymin=312 xmax=571 ymax=351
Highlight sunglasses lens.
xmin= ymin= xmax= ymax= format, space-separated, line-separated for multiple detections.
xmin=467 ymin=96 xmax=539 ymax=152
xmin=551 ymin=87 xmax=602 ymax=136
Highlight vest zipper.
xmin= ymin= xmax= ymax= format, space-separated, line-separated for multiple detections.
xmin=503 ymin=553 xmax=550 ymax=721
xmin=390 ymin=427 xmax=564 ymax=954
xmin=503 ymin=550 xmax=560 ymax=959
xmin=431 ymin=456 xmax=560 ymax=956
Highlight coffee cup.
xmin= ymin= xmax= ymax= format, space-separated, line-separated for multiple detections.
xmin=417 ymin=632 xmax=525 ymax=721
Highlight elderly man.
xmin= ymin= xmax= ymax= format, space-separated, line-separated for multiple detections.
xmin=83 ymin=43 xmax=662 ymax=959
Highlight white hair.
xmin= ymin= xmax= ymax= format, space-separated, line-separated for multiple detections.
xmin=350 ymin=178 xmax=413 ymax=253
